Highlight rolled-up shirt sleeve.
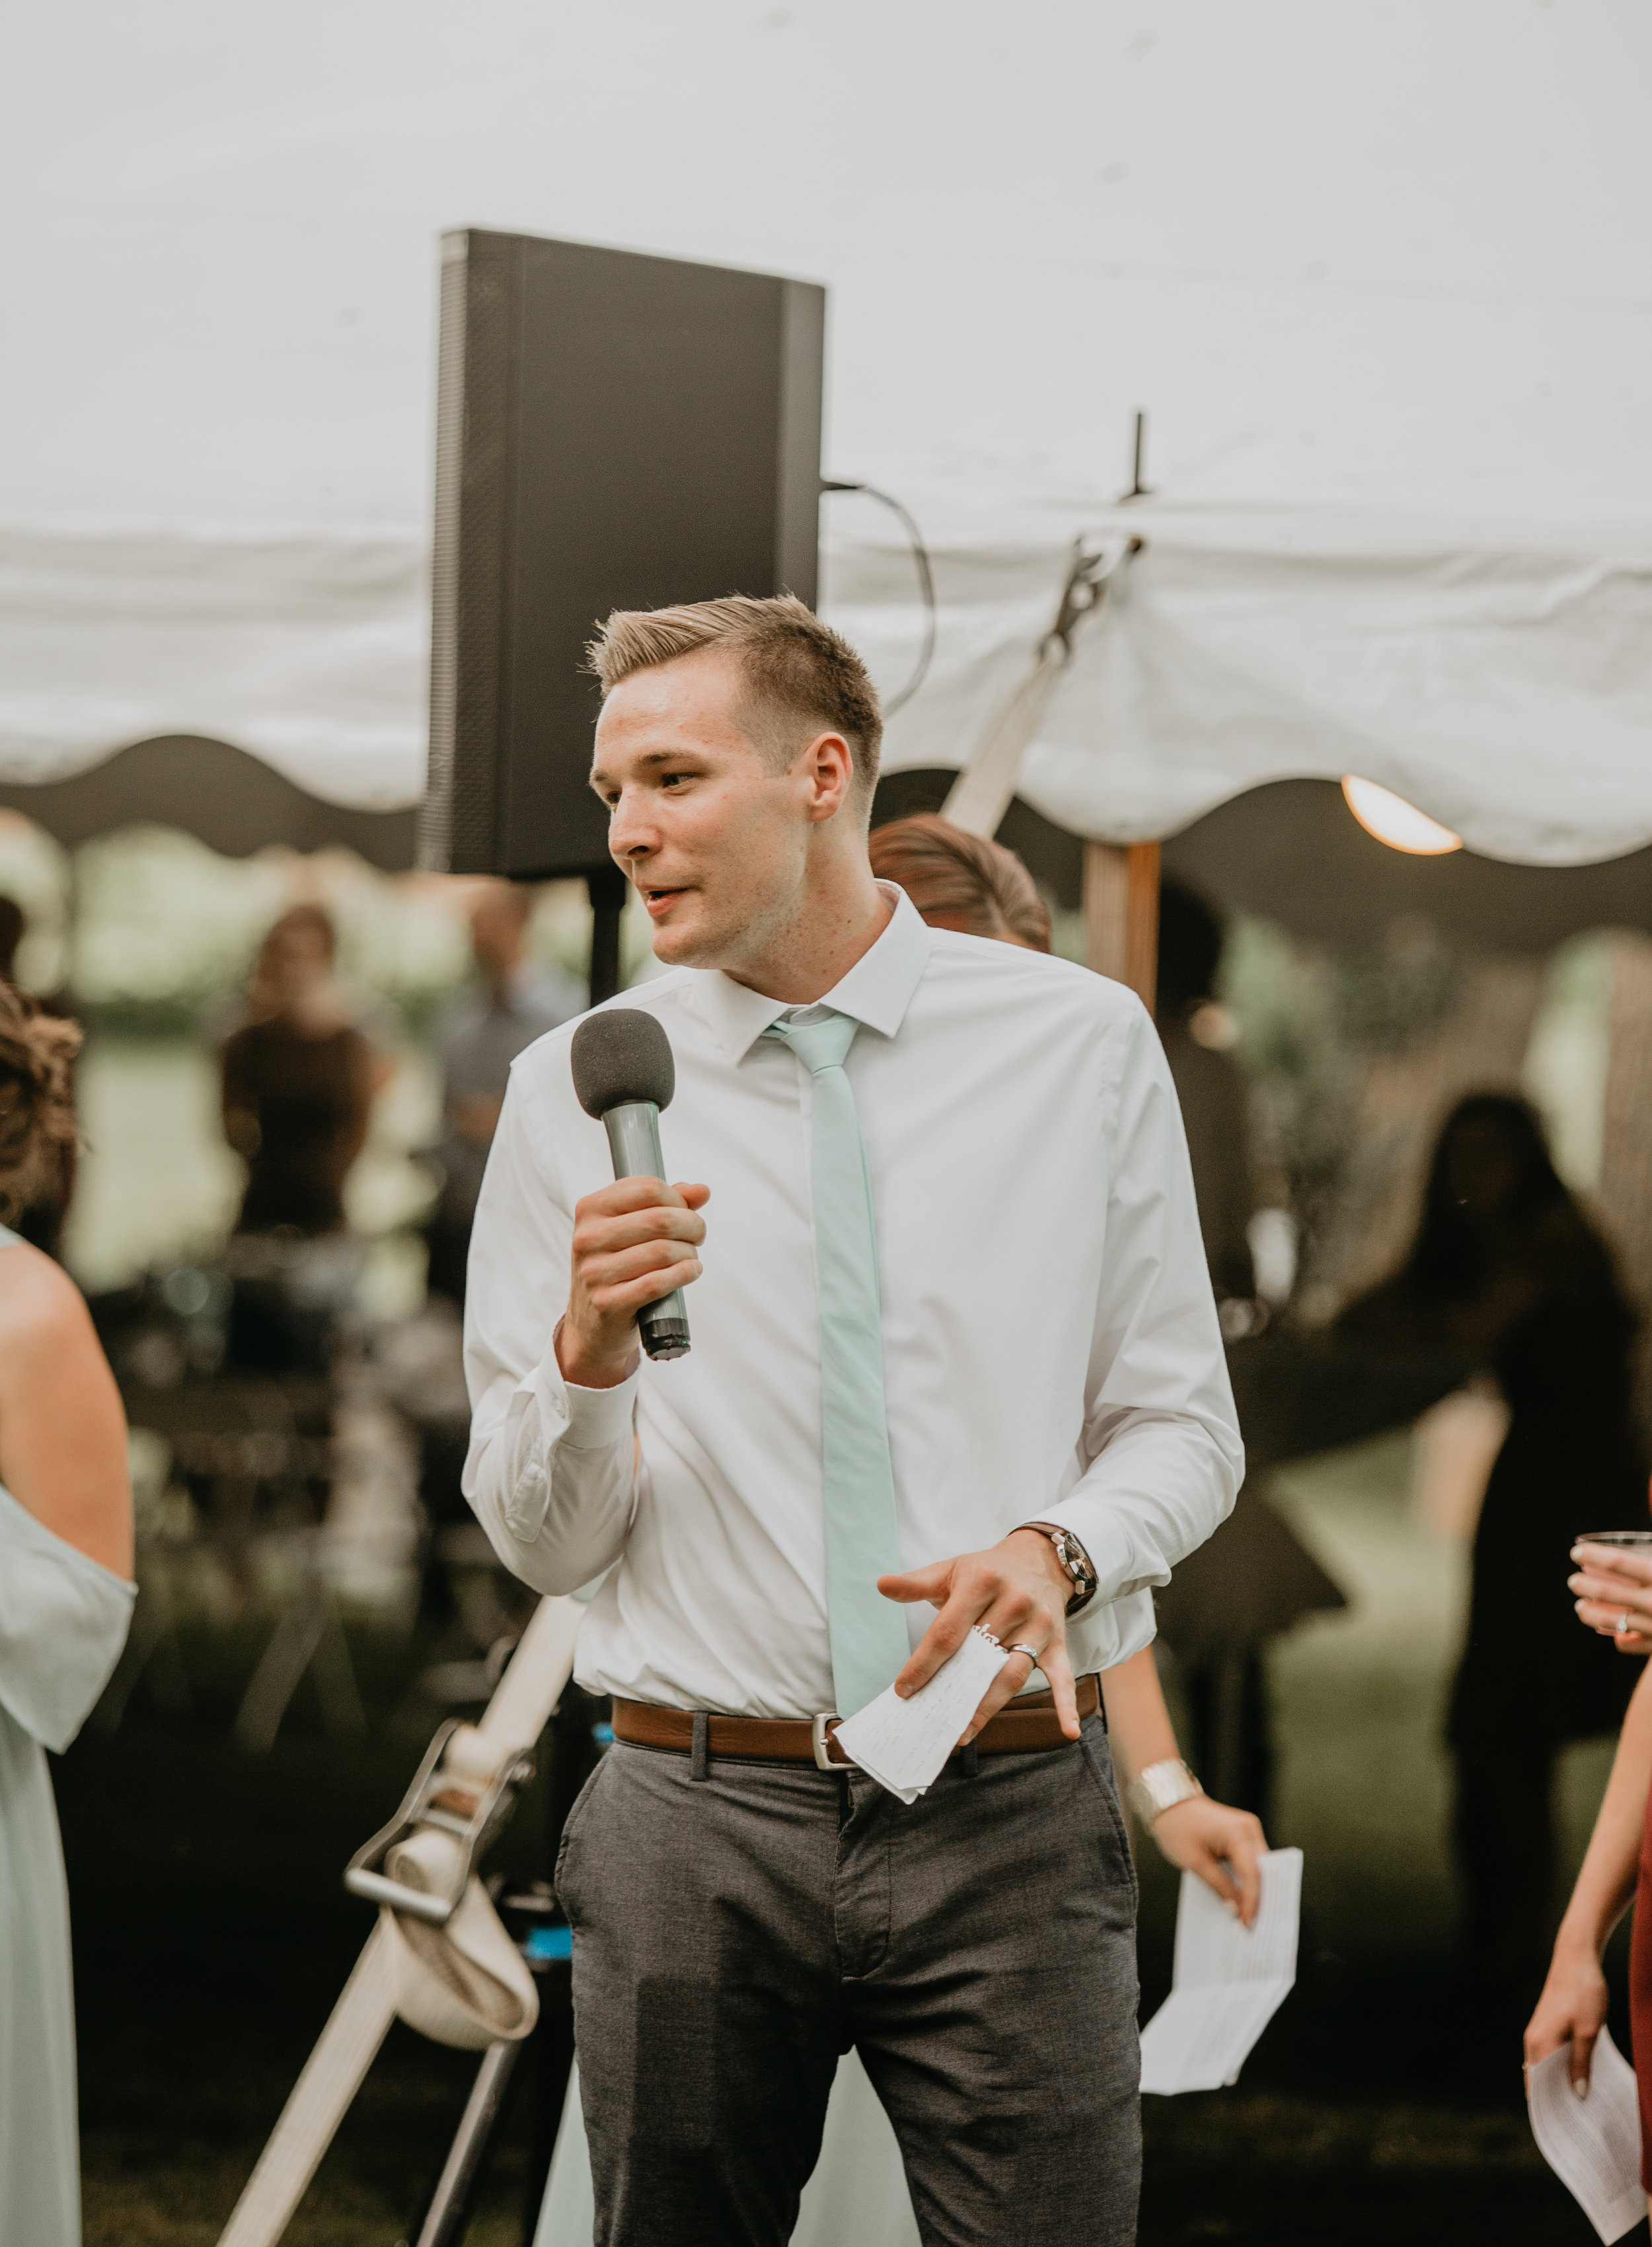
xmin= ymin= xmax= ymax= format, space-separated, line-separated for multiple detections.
xmin=1040 ymin=999 xmax=1244 ymax=1605
xmin=462 ymin=1063 xmax=639 ymax=1594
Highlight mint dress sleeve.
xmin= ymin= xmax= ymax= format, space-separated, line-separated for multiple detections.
xmin=0 ymin=1482 xmax=134 ymax=2246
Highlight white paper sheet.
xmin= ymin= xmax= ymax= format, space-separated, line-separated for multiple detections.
xmin=1527 ymin=2034 xmax=1646 ymax=2245
xmin=1138 ymin=1847 xmax=1302 ymax=2094
xmin=833 ymin=1627 xmax=1006 ymax=1802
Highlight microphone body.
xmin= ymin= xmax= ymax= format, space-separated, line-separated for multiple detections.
xmin=603 ymin=1099 xmax=691 ymax=1361
xmin=570 ymin=1008 xmax=691 ymax=1363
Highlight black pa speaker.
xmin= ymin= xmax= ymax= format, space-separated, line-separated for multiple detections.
xmin=420 ymin=229 xmax=826 ymax=880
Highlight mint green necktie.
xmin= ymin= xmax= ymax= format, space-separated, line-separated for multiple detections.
xmin=763 ymin=1009 xmax=910 ymax=1717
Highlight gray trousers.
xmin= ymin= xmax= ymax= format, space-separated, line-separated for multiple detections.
xmin=554 ymin=1714 xmax=1141 ymax=2246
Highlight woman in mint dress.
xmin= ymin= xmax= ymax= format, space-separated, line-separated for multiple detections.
xmin=0 ymin=987 xmax=134 ymax=2244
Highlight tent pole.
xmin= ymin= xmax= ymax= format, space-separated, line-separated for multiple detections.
xmin=1129 ymin=408 xmax=1151 ymax=500
xmin=1084 ymin=841 xmax=1160 ymax=1012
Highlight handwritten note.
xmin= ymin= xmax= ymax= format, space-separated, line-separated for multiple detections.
xmin=833 ymin=1628 xmax=1006 ymax=1802
xmin=1139 ymin=1848 xmax=1302 ymax=2094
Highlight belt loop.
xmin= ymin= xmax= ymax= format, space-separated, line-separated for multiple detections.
xmin=690 ymin=1710 xmax=710 ymax=1782
xmin=958 ymin=1741 xmax=979 ymax=1780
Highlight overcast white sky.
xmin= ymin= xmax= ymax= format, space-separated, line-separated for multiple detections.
xmin=5 ymin=0 xmax=1651 ymax=531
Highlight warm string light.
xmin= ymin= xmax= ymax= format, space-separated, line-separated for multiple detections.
xmin=1341 ymin=775 xmax=1462 ymax=856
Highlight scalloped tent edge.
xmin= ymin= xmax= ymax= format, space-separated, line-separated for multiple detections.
xmin=0 ymin=738 xmax=417 ymax=873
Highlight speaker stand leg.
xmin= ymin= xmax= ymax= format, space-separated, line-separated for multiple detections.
xmin=587 ymin=868 xmax=626 ymax=1005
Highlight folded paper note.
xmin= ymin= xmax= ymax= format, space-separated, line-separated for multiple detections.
xmin=833 ymin=1627 xmax=1006 ymax=1802
xmin=1139 ymin=1847 xmax=1302 ymax=2094
xmin=1527 ymin=2032 xmax=1645 ymax=2245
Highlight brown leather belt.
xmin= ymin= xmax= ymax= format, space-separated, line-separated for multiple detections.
xmin=612 ymin=1674 xmax=1100 ymax=1770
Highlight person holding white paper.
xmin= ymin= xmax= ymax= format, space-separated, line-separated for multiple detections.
xmin=870 ymin=812 xmax=1270 ymax=1924
xmin=465 ymin=597 xmax=1242 ymax=2246
xmin=1526 ymin=1539 xmax=1652 ymax=2220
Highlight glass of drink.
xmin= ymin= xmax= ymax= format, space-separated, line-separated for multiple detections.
xmin=1573 ymin=1533 xmax=1652 ymax=1637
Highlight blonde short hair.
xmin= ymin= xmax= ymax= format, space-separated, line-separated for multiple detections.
xmin=586 ymin=594 xmax=883 ymax=802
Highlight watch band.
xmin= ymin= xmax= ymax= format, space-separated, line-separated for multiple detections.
xmin=1126 ymin=1756 xmax=1205 ymax=1827
xmin=1018 ymin=1521 xmax=1099 ymax=1615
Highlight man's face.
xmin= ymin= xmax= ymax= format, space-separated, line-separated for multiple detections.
xmin=590 ymin=648 xmax=831 ymax=972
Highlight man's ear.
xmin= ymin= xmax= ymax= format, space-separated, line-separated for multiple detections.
xmin=802 ymin=730 xmax=856 ymax=823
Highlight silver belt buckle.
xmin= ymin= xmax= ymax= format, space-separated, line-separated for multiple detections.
xmin=812 ymin=1714 xmax=852 ymax=1772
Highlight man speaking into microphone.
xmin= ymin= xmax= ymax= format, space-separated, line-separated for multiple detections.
xmin=463 ymin=595 xmax=1242 ymax=2246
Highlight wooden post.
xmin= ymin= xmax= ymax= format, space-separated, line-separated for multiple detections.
xmin=1084 ymin=840 xmax=1160 ymax=1012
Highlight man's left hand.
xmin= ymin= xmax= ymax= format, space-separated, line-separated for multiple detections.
xmin=878 ymin=1529 xmax=1080 ymax=1745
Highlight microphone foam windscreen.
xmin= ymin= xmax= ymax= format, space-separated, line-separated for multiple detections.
xmin=570 ymin=1009 xmax=677 ymax=1118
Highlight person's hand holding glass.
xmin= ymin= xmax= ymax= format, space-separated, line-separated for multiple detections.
xmin=1570 ymin=1531 xmax=1652 ymax=1656
xmin=1525 ymin=1521 xmax=1652 ymax=2110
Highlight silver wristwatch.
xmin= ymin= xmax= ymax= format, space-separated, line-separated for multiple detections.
xmin=1125 ymin=1757 xmax=1204 ymax=1827
xmin=1019 ymin=1521 xmax=1099 ymax=1615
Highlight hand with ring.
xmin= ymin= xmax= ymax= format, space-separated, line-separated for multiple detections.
xmin=878 ymin=1529 xmax=1079 ymax=1746
xmin=1568 ymin=1541 xmax=1652 ymax=1656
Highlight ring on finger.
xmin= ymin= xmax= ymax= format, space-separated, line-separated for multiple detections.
xmin=1004 ymin=1642 xmax=1042 ymax=1665
xmin=1620 ymin=1611 xmax=1634 ymax=1636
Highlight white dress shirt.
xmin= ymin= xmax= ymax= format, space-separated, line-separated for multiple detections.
xmin=463 ymin=884 xmax=1242 ymax=1718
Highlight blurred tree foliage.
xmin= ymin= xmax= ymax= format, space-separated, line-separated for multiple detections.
xmin=66 ymin=830 xmax=474 ymax=1037
xmin=11 ymin=828 xmax=597 ymax=1040
xmin=1224 ymin=915 xmax=1459 ymax=1314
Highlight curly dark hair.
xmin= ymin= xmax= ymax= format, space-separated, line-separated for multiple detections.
xmin=0 ymin=983 xmax=81 ymax=1223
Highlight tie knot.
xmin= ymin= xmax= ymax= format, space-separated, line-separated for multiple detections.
xmin=764 ymin=1008 xmax=860 ymax=1075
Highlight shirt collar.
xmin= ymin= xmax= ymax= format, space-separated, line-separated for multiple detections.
xmin=692 ymin=883 xmax=932 ymax=1063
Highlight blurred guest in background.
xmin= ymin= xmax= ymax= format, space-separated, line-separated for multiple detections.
xmin=0 ymin=893 xmax=77 ymax=1256
xmin=220 ymin=904 xmax=385 ymax=1369
xmin=423 ymin=882 xmax=581 ymax=1307
xmin=865 ymin=810 xmax=1052 ymax=948
xmin=1341 ymin=1093 xmax=1645 ymax=1996
xmin=0 ymin=982 xmax=133 ymax=2246
xmin=867 ymin=815 xmax=1269 ymax=1907
xmin=221 ymin=903 xmax=380 ymax=1238
xmin=866 ymin=823 xmax=1340 ymax=1825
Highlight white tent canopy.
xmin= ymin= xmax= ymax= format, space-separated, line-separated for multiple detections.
xmin=825 ymin=501 xmax=1652 ymax=866
xmin=4 ymin=1 xmax=1649 ymax=858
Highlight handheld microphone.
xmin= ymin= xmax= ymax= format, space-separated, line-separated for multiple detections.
xmin=569 ymin=1009 xmax=691 ymax=1361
